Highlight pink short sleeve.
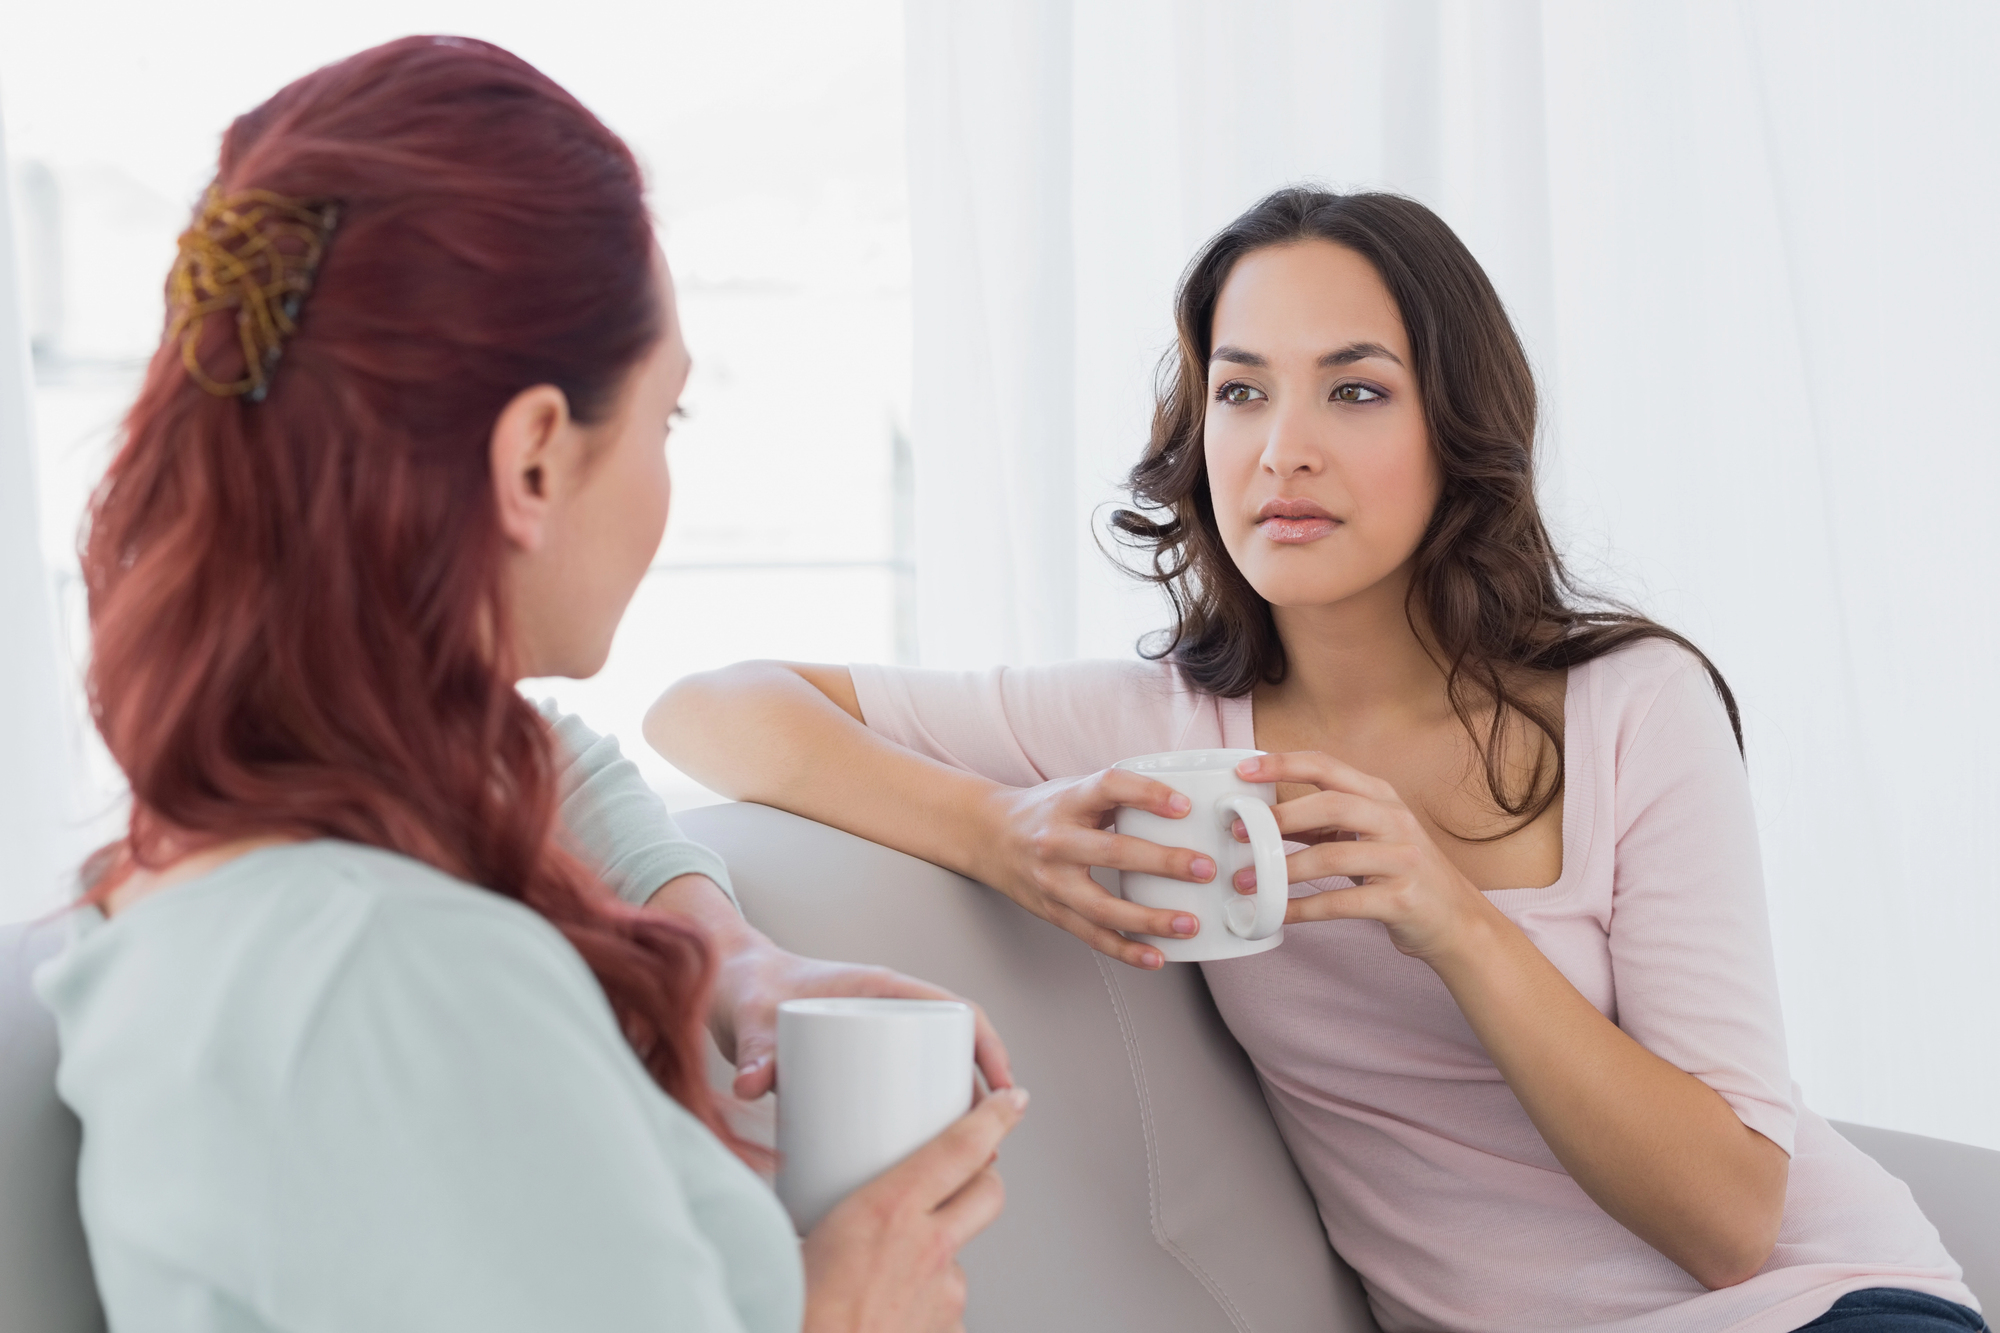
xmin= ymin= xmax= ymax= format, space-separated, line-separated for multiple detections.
xmin=1604 ymin=642 xmax=1799 ymax=1154
xmin=848 ymin=659 xmax=1227 ymax=786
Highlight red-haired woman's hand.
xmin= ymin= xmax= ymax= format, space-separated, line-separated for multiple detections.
xmin=642 ymin=874 xmax=1010 ymax=1096
xmin=711 ymin=941 xmax=1012 ymax=1099
xmin=974 ymin=769 xmax=1219 ymax=969
xmin=1228 ymin=751 xmax=1494 ymax=964
xmin=802 ymin=1087 xmax=1027 ymax=1333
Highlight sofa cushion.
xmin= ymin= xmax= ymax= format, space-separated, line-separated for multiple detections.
xmin=679 ymin=802 xmax=1376 ymax=1333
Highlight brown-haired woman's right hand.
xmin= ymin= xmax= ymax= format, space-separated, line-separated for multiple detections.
xmin=977 ymin=770 xmax=1215 ymax=969
xmin=801 ymin=1086 xmax=1029 ymax=1333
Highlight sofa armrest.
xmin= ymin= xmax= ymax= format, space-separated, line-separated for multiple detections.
xmin=1831 ymin=1120 xmax=1999 ymax=1312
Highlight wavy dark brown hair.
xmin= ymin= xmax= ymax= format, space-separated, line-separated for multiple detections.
xmin=1112 ymin=188 xmax=1739 ymax=831
xmin=81 ymin=38 xmax=754 ymax=1160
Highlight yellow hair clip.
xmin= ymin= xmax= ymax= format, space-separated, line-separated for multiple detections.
xmin=166 ymin=187 xmax=340 ymax=403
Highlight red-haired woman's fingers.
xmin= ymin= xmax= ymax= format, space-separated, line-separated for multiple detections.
xmin=882 ymin=1088 xmax=1029 ymax=1214
xmin=968 ymin=1000 xmax=1013 ymax=1091
xmin=933 ymin=1168 xmax=1007 ymax=1250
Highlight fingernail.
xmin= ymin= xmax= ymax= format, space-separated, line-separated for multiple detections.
xmin=1234 ymin=869 xmax=1255 ymax=890
xmin=1006 ymin=1087 xmax=1031 ymax=1111
xmin=1144 ymin=950 xmax=1164 ymax=968
xmin=1238 ymin=758 xmax=1260 ymax=775
xmin=1190 ymin=856 xmax=1215 ymax=881
xmin=1167 ymin=794 xmax=1190 ymax=815
xmin=1173 ymin=914 xmax=1199 ymax=936
xmin=738 ymin=1054 xmax=769 ymax=1074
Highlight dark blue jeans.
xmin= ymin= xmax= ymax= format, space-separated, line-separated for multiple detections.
xmin=1791 ymin=1288 xmax=1989 ymax=1332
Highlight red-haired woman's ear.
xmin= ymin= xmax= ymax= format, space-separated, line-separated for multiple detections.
xmin=489 ymin=384 xmax=576 ymax=552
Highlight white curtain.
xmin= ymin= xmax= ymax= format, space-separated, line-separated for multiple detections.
xmin=0 ymin=94 xmax=86 ymax=924
xmin=905 ymin=0 xmax=2000 ymax=1150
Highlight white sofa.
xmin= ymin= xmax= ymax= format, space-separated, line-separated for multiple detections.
xmin=3 ymin=802 xmax=1995 ymax=1331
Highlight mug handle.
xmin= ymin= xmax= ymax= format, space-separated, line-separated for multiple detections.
xmin=1219 ymin=795 xmax=1287 ymax=940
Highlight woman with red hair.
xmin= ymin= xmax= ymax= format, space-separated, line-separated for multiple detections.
xmin=32 ymin=35 xmax=1022 ymax=1333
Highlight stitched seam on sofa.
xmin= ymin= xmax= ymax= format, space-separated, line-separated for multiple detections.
xmin=1094 ymin=955 xmax=1256 ymax=1333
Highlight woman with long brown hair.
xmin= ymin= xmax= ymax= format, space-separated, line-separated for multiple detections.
xmin=655 ymin=189 xmax=1982 ymax=1332
xmin=36 ymin=36 xmax=1025 ymax=1333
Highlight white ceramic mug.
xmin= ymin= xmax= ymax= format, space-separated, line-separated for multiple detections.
xmin=1112 ymin=748 xmax=1289 ymax=963
xmin=774 ymin=997 xmax=975 ymax=1234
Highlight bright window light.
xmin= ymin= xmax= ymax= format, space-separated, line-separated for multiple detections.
xmin=2 ymin=0 xmax=913 ymax=815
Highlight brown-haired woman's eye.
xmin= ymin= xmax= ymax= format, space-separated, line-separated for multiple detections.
xmin=1331 ymin=382 xmax=1386 ymax=404
xmin=1214 ymin=382 xmax=1265 ymax=406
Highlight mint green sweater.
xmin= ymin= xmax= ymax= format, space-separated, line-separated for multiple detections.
xmin=34 ymin=712 xmax=803 ymax=1333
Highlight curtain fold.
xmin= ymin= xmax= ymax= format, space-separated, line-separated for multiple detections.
xmin=0 ymin=95 xmax=86 ymax=923
xmin=905 ymin=0 xmax=2000 ymax=1148
xmin=905 ymin=0 xmax=1078 ymax=667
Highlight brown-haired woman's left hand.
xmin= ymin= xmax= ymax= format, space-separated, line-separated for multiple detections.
xmin=1228 ymin=751 xmax=1498 ymax=965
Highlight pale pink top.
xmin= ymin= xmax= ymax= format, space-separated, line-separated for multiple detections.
xmin=851 ymin=640 xmax=1974 ymax=1333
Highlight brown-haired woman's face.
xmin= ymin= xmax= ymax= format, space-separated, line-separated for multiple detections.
xmin=1203 ymin=240 xmax=1440 ymax=612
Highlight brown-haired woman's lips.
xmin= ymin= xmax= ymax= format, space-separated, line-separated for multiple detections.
xmin=1256 ymin=497 xmax=1341 ymax=542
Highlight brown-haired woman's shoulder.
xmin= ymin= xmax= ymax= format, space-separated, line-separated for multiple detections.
xmin=1581 ymin=634 xmax=1743 ymax=764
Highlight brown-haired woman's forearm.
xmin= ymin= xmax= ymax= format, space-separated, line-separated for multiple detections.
xmin=644 ymin=662 xmax=1004 ymax=879
xmin=644 ymin=662 xmax=1212 ymax=967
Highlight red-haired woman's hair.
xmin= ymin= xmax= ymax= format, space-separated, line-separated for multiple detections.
xmin=81 ymin=37 xmax=749 ymax=1157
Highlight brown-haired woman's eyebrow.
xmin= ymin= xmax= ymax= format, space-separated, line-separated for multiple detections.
xmin=1210 ymin=344 xmax=1268 ymax=368
xmin=1209 ymin=342 xmax=1404 ymax=370
xmin=1320 ymin=341 xmax=1404 ymax=367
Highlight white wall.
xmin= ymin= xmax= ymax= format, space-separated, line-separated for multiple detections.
xmin=905 ymin=0 xmax=2000 ymax=1149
